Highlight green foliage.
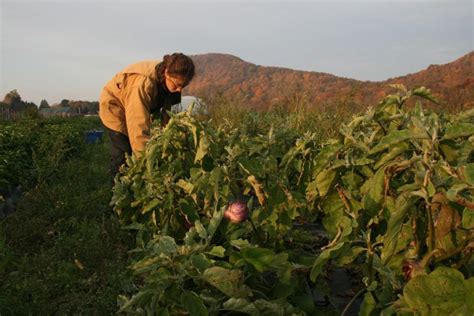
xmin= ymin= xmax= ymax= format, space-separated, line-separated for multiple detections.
xmin=113 ymin=107 xmax=323 ymax=313
xmin=0 ymin=130 xmax=133 ymax=314
xmin=2 ymin=86 xmax=469 ymax=314
xmin=0 ymin=116 xmax=100 ymax=192
xmin=113 ymin=86 xmax=473 ymax=314
xmin=199 ymin=94 xmax=347 ymax=141
xmin=390 ymin=267 xmax=474 ymax=315
xmin=307 ymin=86 xmax=474 ymax=313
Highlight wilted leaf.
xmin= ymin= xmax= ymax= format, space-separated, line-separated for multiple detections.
xmin=247 ymin=175 xmax=266 ymax=205
xmin=177 ymin=180 xmax=194 ymax=194
xmin=202 ymin=267 xmax=250 ymax=298
xmin=431 ymin=193 xmax=461 ymax=239
xmin=74 ymin=259 xmax=84 ymax=270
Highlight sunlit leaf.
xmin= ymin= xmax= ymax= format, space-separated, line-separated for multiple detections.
xmin=443 ymin=123 xmax=474 ymax=140
xmin=369 ymin=129 xmax=428 ymax=155
xmin=402 ymin=267 xmax=474 ymax=315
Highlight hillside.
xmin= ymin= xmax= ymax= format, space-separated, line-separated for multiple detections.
xmin=184 ymin=52 xmax=473 ymax=111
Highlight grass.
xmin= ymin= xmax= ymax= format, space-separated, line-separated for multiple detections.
xmin=198 ymin=94 xmax=356 ymax=142
xmin=0 ymin=136 xmax=134 ymax=314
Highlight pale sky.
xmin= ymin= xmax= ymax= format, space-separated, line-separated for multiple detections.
xmin=1 ymin=0 xmax=472 ymax=105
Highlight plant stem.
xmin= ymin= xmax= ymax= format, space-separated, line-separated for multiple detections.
xmin=341 ymin=288 xmax=367 ymax=316
xmin=426 ymin=203 xmax=435 ymax=254
xmin=249 ymin=217 xmax=265 ymax=245
xmin=366 ymin=229 xmax=374 ymax=285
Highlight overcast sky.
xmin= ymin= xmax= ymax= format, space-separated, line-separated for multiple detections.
xmin=1 ymin=0 xmax=472 ymax=105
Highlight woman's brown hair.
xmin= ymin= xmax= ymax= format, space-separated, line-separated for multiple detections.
xmin=157 ymin=53 xmax=195 ymax=85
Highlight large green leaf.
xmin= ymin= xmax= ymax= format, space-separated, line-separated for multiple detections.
xmin=363 ymin=167 xmax=386 ymax=215
xmin=462 ymin=207 xmax=474 ymax=229
xmin=412 ymin=86 xmax=439 ymax=104
xmin=191 ymin=253 xmax=212 ymax=272
xmin=142 ymin=198 xmax=160 ymax=214
xmin=315 ymin=168 xmax=336 ymax=197
xmin=359 ymin=292 xmax=377 ymax=316
xmin=310 ymin=242 xmax=345 ymax=282
xmin=381 ymin=193 xmax=411 ymax=264
xmin=369 ymin=129 xmax=428 ymax=154
xmin=240 ymin=247 xmax=275 ymax=272
xmin=202 ymin=267 xmax=251 ymax=298
xmin=195 ymin=133 xmax=210 ymax=163
xmin=181 ymin=291 xmax=208 ymax=316
xmin=222 ymin=298 xmax=260 ymax=315
xmin=374 ymin=142 xmax=409 ymax=169
xmin=443 ymin=123 xmax=474 ymax=140
xmin=461 ymin=163 xmax=474 ymax=185
xmin=402 ymin=267 xmax=474 ymax=315
xmin=157 ymin=236 xmax=178 ymax=255
xmin=312 ymin=143 xmax=343 ymax=174
xmin=206 ymin=246 xmax=226 ymax=258
xmin=179 ymin=198 xmax=199 ymax=223
xmin=118 ymin=290 xmax=155 ymax=313
xmin=206 ymin=209 xmax=224 ymax=240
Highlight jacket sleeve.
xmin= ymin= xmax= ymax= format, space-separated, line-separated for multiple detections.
xmin=123 ymin=76 xmax=154 ymax=153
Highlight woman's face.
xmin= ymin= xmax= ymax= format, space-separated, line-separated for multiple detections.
xmin=164 ymin=70 xmax=187 ymax=93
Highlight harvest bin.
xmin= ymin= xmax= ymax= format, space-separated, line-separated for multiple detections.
xmin=85 ymin=129 xmax=104 ymax=144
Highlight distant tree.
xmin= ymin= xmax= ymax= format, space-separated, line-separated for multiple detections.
xmin=3 ymin=90 xmax=22 ymax=108
xmin=69 ymin=100 xmax=85 ymax=114
xmin=88 ymin=101 xmax=99 ymax=114
xmin=60 ymin=99 xmax=70 ymax=107
xmin=39 ymin=99 xmax=50 ymax=109
xmin=23 ymin=104 xmax=40 ymax=118
xmin=68 ymin=100 xmax=99 ymax=114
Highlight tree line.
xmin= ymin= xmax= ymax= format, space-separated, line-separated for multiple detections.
xmin=0 ymin=90 xmax=99 ymax=117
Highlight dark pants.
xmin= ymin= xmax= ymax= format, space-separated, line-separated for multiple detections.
xmin=106 ymin=127 xmax=132 ymax=179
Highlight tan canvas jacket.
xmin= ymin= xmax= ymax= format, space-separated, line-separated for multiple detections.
xmin=99 ymin=60 xmax=180 ymax=153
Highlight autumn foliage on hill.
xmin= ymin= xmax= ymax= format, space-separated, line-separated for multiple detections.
xmin=184 ymin=52 xmax=473 ymax=112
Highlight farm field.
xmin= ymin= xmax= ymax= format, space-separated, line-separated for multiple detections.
xmin=0 ymin=86 xmax=473 ymax=315
xmin=0 ymin=117 xmax=134 ymax=314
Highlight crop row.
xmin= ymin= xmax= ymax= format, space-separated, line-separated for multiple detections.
xmin=113 ymin=86 xmax=473 ymax=315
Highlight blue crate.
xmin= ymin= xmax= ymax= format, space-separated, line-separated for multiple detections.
xmin=85 ymin=129 xmax=104 ymax=144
